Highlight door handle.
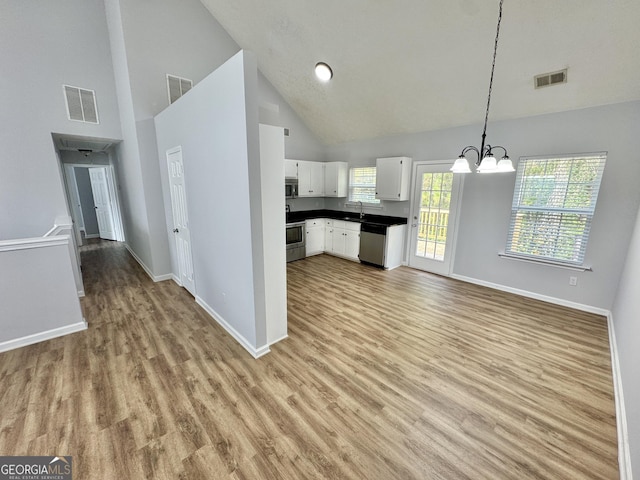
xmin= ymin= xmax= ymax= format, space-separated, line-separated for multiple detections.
xmin=94 ymin=206 xmax=98 ymax=209
xmin=173 ymin=228 xmax=179 ymax=233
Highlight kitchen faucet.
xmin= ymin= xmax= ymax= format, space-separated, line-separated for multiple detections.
xmin=358 ymin=201 xmax=364 ymax=219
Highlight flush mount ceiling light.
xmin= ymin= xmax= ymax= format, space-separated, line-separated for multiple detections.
xmin=315 ymin=62 xmax=333 ymax=82
xmin=451 ymin=0 xmax=514 ymax=174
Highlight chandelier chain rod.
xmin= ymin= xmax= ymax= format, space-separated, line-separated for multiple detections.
xmin=481 ymin=0 xmax=505 ymax=143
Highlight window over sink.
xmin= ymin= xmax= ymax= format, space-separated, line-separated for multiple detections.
xmin=348 ymin=167 xmax=380 ymax=204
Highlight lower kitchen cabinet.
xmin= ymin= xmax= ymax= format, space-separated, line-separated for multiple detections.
xmin=325 ymin=220 xmax=360 ymax=261
xmin=305 ymin=219 xmax=325 ymax=256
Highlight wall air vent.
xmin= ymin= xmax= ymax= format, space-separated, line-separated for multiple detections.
xmin=534 ymin=69 xmax=568 ymax=89
xmin=167 ymin=74 xmax=193 ymax=104
xmin=63 ymin=85 xmax=99 ymax=123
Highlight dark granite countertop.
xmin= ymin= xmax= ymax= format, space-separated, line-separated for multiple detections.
xmin=286 ymin=209 xmax=407 ymax=227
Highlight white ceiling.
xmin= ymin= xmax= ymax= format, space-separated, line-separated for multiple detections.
xmin=199 ymin=0 xmax=640 ymax=145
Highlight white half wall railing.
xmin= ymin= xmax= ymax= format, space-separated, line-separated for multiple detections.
xmin=0 ymin=224 xmax=87 ymax=353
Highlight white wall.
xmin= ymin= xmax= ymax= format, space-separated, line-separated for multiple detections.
xmin=0 ymin=237 xmax=85 ymax=351
xmin=612 ymin=204 xmax=640 ymax=477
xmin=257 ymin=73 xmax=326 ymax=161
xmin=155 ymin=51 xmax=269 ymax=355
xmin=325 ymin=101 xmax=640 ymax=311
xmin=103 ymin=0 xmax=240 ymax=278
xmin=0 ymin=0 xmax=121 ymax=239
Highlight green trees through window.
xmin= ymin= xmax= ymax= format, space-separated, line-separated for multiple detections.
xmin=506 ymin=153 xmax=606 ymax=265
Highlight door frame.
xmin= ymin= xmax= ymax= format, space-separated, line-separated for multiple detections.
xmin=405 ymin=160 xmax=465 ymax=276
xmin=65 ymin=163 xmax=125 ymax=242
xmin=63 ymin=164 xmax=86 ymax=246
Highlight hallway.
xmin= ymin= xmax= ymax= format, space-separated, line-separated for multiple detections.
xmin=0 ymin=241 xmax=618 ymax=479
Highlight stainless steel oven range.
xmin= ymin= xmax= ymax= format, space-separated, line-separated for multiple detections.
xmin=285 ymin=222 xmax=305 ymax=262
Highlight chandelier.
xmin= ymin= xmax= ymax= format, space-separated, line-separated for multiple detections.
xmin=451 ymin=0 xmax=514 ymax=174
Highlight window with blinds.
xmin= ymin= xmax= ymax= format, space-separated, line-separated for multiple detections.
xmin=506 ymin=153 xmax=606 ymax=265
xmin=348 ymin=167 xmax=380 ymax=204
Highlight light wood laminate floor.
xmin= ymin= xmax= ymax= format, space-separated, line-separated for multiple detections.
xmin=0 ymin=241 xmax=618 ymax=479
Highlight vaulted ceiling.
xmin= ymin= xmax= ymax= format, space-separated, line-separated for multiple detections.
xmin=200 ymin=0 xmax=640 ymax=145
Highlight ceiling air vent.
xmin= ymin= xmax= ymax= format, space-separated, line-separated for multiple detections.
xmin=63 ymin=85 xmax=99 ymax=124
xmin=534 ymin=69 xmax=568 ymax=89
xmin=167 ymin=74 xmax=193 ymax=104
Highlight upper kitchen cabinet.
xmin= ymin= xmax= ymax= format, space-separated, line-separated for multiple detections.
xmin=375 ymin=157 xmax=412 ymax=201
xmin=324 ymin=162 xmax=348 ymax=197
xmin=298 ymin=160 xmax=325 ymax=197
xmin=284 ymin=159 xmax=298 ymax=178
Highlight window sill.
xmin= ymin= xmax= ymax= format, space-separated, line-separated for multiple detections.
xmin=498 ymin=252 xmax=592 ymax=271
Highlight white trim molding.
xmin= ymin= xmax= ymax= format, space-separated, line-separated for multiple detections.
xmin=607 ymin=313 xmax=633 ymax=480
xmin=450 ymin=273 xmax=610 ymax=316
xmin=0 ymin=235 xmax=70 ymax=252
xmin=195 ymin=296 xmax=270 ymax=359
xmin=0 ymin=320 xmax=87 ymax=353
xmin=124 ymin=244 xmax=173 ymax=283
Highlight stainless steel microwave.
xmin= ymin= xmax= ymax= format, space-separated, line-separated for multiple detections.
xmin=285 ymin=178 xmax=298 ymax=199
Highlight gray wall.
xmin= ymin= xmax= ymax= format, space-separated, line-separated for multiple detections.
xmin=155 ymin=51 xmax=264 ymax=351
xmin=612 ymin=204 xmax=640 ymax=476
xmin=325 ymin=101 xmax=640 ymax=311
xmin=0 ymin=0 xmax=121 ymax=239
xmin=103 ymin=0 xmax=321 ymax=278
xmin=74 ymin=168 xmax=99 ymax=236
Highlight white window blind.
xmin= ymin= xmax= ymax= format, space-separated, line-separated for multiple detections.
xmin=506 ymin=153 xmax=606 ymax=266
xmin=349 ymin=167 xmax=380 ymax=204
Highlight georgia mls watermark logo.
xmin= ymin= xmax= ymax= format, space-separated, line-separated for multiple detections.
xmin=0 ymin=456 xmax=72 ymax=480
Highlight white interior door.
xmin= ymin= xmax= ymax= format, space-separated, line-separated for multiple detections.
xmin=166 ymin=147 xmax=196 ymax=295
xmin=89 ymin=167 xmax=117 ymax=241
xmin=408 ymin=162 xmax=462 ymax=275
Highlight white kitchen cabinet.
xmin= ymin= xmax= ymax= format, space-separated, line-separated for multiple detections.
xmin=324 ymin=162 xmax=348 ymax=197
xmin=326 ymin=220 xmax=360 ymax=261
xmin=298 ymin=160 xmax=325 ymax=197
xmin=324 ymin=220 xmax=334 ymax=253
xmin=344 ymin=229 xmax=361 ymax=259
xmin=375 ymin=156 xmax=412 ymax=201
xmin=305 ymin=219 xmax=325 ymax=256
xmin=284 ymin=159 xmax=298 ymax=178
xmin=383 ymin=224 xmax=406 ymax=270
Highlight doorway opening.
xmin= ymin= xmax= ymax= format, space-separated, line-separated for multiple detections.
xmin=52 ymin=133 xmax=125 ymax=247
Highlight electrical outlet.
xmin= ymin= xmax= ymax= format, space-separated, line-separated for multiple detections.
xmin=569 ymin=276 xmax=577 ymax=286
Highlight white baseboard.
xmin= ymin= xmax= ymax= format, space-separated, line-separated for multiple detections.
xmin=607 ymin=313 xmax=633 ymax=480
xmin=78 ymin=289 xmax=85 ymax=297
xmin=195 ymin=296 xmax=270 ymax=359
xmin=0 ymin=320 xmax=88 ymax=353
xmin=84 ymin=233 xmax=99 ymax=239
xmin=124 ymin=244 xmax=173 ymax=283
xmin=172 ymin=274 xmax=181 ymax=286
xmin=154 ymin=273 xmax=174 ymax=282
xmin=449 ymin=273 xmax=610 ymax=316
xmin=269 ymin=333 xmax=288 ymax=346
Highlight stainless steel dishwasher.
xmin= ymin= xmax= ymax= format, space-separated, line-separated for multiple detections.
xmin=359 ymin=223 xmax=387 ymax=267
